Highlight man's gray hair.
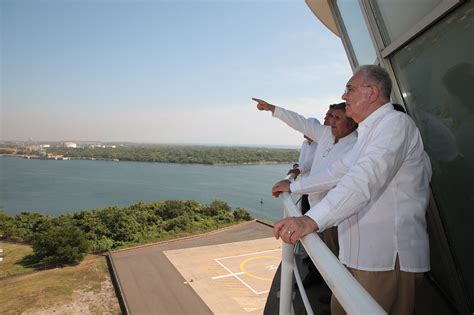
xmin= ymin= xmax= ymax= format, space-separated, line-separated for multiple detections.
xmin=356 ymin=65 xmax=392 ymax=100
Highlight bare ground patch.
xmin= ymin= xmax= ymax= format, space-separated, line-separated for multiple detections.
xmin=0 ymin=256 xmax=120 ymax=314
xmin=23 ymin=279 xmax=120 ymax=315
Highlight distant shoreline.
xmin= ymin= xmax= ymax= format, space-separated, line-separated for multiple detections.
xmin=0 ymin=154 xmax=119 ymax=162
xmin=0 ymin=154 xmax=292 ymax=166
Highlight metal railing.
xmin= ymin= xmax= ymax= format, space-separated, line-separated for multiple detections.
xmin=279 ymin=191 xmax=386 ymax=315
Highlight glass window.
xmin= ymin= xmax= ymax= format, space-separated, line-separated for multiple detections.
xmin=391 ymin=2 xmax=474 ymax=308
xmin=371 ymin=0 xmax=442 ymax=44
xmin=335 ymin=0 xmax=378 ymax=66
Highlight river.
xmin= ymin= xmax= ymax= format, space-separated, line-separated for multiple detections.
xmin=0 ymin=157 xmax=292 ymax=222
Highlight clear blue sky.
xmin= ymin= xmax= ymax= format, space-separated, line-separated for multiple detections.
xmin=1 ymin=0 xmax=351 ymax=146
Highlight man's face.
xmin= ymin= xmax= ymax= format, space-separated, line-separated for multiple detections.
xmin=330 ymin=109 xmax=355 ymax=140
xmin=342 ymin=72 xmax=373 ymax=123
xmin=324 ymin=109 xmax=334 ymax=126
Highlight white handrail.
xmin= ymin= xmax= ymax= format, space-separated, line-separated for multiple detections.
xmin=280 ymin=242 xmax=295 ymax=314
xmin=279 ymin=192 xmax=386 ymax=315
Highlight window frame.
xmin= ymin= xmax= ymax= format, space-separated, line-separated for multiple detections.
xmin=329 ymin=0 xmax=381 ymax=69
xmin=370 ymin=0 xmax=463 ymax=58
xmin=326 ymin=0 xmax=472 ymax=313
xmin=328 ymin=1 xmax=359 ymax=69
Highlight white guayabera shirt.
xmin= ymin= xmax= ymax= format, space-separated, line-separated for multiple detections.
xmin=300 ymin=103 xmax=432 ymax=272
xmin=273 ymin=107 xmax=357 ymax=207
xmin=297 ymin=139 xmax=318 ymax=179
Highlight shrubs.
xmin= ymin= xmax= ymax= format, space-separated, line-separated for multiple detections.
xmin=0 ymin=212 xmax=50 ymax=242
xmin=0 ymin=200 xmax=253 ymax=266
xmin=33 ymin=220 xmax=90 ymax=265
xmin=234 ymin=208 xmax=253 ymax=221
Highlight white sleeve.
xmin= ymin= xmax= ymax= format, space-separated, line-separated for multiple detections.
xmin=298 ymin=141 xmax=316 ymax=175
xmin=306 ymin=115 xmax=412 ymax=231
xmin=273 ymin=106 xmax=327 ymax=143
xmin=290 ymin=157 xmax=349 ymax=194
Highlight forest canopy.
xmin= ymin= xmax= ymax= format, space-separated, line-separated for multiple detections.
xmin=0 ymin=200 xmax=253 ymax=265
xmin=47 ymin=145 xmax=299 ymax=164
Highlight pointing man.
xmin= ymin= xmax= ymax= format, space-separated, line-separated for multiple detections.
xmin=271 ymin=65 xmax=431 ymax=315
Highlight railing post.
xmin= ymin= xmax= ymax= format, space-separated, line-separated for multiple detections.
xmin=280 ymin=242 xmax=295 ymax=315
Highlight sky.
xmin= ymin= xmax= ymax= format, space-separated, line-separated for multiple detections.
xmin=1 ymin=0 xmax=352 ymax=146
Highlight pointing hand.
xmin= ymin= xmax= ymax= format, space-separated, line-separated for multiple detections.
xmin=252 ymin=98 xmax=275 ymax=113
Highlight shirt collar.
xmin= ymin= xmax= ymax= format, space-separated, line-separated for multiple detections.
xmin=331 ymin=129 xmax=358 ymax=144
xmin=358 ymin=102 xmax=393 ymax=132
xmin=339 ymin=130 xmax=358 ymax=143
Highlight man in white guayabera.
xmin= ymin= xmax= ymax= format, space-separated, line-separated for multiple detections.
xmin=271 ymin=65 xmax=432 ymax=315
xmin=287 ymin=118 xmax=320 ymax=215
xmin=253 ymin=100 xmax=357 ymax=260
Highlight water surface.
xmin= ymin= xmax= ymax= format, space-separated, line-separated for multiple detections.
xmin=0 ymin=157 xmax=290 ymax=222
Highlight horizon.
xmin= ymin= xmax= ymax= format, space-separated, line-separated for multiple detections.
xmin=1 ymin=0 xmax=351 ymax=146
xmin=0 ymin=139 xmax=300 ymax=149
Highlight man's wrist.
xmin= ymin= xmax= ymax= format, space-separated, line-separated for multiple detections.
xmin=285 ymin=179 xmax=292 ymax=192
xmin=290 ymin=181 xmax=300 ymax=193
xmin=302 ymin=215 xmax=318 ymax=232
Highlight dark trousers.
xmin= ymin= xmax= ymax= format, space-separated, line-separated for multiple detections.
xmin=301 ymin=194 xmax=310 ymax=214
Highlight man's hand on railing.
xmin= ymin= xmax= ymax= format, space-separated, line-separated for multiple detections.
xmin=272 ymin=179 xmax=292 ymax=197
xmin=273 ymin=215 xmax=318 ymax=245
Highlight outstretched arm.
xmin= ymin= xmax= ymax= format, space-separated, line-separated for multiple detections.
xmin=252 ymin=97 xmax=326 ymax=142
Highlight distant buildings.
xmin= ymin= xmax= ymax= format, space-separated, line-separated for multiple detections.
xmin=62 ymin=141 xmax=116 ymax=149
xmin=24 ymin=144 xmax=51 ymax=151
xmin=0 ymin=140 xmax=118 ymax=153
xmin=63 ymin=141 xmax=77 ymax=148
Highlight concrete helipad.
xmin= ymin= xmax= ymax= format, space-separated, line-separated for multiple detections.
xmin=110 ymin=220 xmax=280 ymax=315
xmin=165 ymin=238 xmax=281 ymax=314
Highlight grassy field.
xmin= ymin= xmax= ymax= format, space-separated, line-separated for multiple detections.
xmin=0 ymin=241 xmax=36 ymax=278
xmin=0 ymin=247 xmax=120 ymax=314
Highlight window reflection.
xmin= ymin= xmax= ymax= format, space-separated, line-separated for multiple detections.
xmin=371 ymin=0 xmax=442 ymax=45
xmin=391 ymin=2 xmax=474 ymax=306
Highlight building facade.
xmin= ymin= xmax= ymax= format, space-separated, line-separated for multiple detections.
xmin=307 ymin=0 xmax=473 ymax=313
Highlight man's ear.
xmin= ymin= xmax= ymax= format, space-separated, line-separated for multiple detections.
xmin=369 ymin=85 xmax=380 ymax=103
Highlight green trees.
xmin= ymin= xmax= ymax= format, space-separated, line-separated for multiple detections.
xmin=155 ymin=200 xmax=188 ymax=220
xmin=97 ymin=206 xmax=141 ymax=243
xmin=0 ymin=212 xmax=50 ymax=242
xmin=33 ymin=219 xmax=90 ymax=265
xmin=234 ymin=208 xmax=253 ymax=221
xmin=0 ymin=211 xmax=14 ymax=238
xmin=47 ymin=145 xmax=299 ymax=164
xmin=202 ymin=200 xmax=231 ymax=217
xmin=0 ymin=200 xmax=254 ymax=266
